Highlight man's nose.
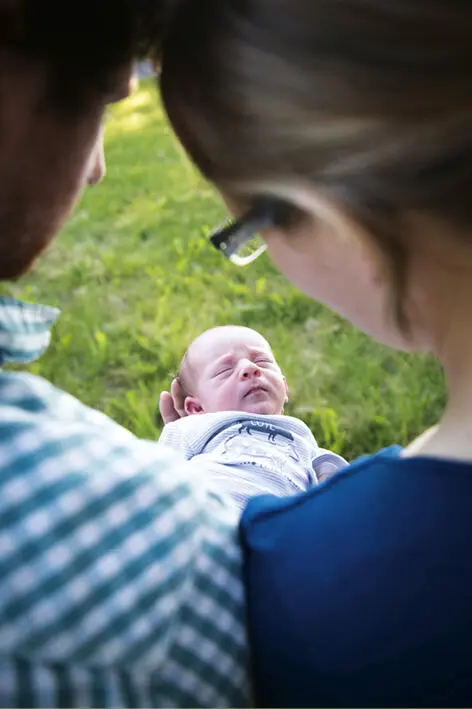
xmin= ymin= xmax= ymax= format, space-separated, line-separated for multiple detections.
xmin=239 ymin=361 xmax=261 ymax=380
xmin=86 ymin=129 xmax=106 ymax=186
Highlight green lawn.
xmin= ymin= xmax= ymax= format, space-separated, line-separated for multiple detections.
xmin=3 ymin=80 xmax=446 ymax=460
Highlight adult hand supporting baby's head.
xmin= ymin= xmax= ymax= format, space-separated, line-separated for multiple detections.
xmin=159 ymin=377 xmax=187 ymax=424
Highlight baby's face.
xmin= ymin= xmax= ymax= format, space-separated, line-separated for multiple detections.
xmin=185 ymin=326 xmax=288 ymax=416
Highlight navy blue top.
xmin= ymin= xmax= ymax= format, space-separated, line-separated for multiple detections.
xmin=241 ymin=447 xmax=472 ymax=707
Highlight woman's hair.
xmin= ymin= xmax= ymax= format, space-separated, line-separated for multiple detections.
xmin=160 ymin=0 xmax=472 ymax=325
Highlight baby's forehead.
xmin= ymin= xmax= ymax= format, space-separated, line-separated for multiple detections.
xmin=190 ymin=327 xmax=272 ymax=368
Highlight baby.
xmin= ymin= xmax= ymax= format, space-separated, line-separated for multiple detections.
xmin=159 ymin=325 xmax=347 ymax=509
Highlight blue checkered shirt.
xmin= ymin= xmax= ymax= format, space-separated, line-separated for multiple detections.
xmin=0 ymin=298 xmax=249 ymax=707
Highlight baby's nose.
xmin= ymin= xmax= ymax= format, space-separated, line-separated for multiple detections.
xmin=240 ymin=361 xmax=261 ymax=380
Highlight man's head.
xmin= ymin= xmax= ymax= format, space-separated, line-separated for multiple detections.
xmin=0 ymin=1 xmax=166 ymax=279
xmin=179 ymin=325 xmax=288 ymax=416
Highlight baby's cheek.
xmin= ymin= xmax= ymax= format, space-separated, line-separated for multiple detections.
xmin=221 ymin=382 xmax=239 ymax=409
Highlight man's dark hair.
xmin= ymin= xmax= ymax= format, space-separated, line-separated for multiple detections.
xmin=1 ymin=1 xmax=168 ymax=96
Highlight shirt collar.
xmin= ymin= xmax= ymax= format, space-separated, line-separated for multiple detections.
xmin=0 ymin=296 xmax=60 ymax=364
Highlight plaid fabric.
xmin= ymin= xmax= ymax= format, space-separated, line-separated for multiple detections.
xmin=0 ymin=298 xmax=250 ymax=708
xmin=0 ymin=297 xmax=59 ymax=363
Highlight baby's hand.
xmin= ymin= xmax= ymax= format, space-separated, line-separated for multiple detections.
xmin=159 ymin=377 xmax=187 ymax=424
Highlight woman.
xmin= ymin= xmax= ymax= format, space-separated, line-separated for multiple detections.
xmin=158 ymin=0 xmax=472 ymax=706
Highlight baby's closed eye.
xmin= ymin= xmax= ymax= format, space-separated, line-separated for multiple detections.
xmin=255 ymin=357 xmax=276 ymax=367
xmin=213 ymin=367 xmax=233 ymax=378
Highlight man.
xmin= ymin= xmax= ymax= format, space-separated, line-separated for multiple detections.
xmin=0 ymin=3 xmax=249 ymax=706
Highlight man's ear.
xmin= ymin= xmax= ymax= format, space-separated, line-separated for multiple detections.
xmin=284 ymin=377 xmax=289 ymax=403
xmin=184 ymin=396 xmax=205 ymax=415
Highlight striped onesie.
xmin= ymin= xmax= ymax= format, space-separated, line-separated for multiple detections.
xmin=159 ymin=411 xmax=347 ymax=510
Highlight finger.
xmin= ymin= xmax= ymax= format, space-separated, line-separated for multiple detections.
xmin=170 ymin=377 xmax=187 ymax=417
xmin=159 ymin=391 xmax=180 ymax=424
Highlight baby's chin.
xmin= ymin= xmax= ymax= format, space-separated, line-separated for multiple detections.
xmin=241 ymin=401 xmax=283 ymax=416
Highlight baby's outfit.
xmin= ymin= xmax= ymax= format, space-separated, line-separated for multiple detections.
xmin=159 ymin=411 xmax=347 ymax=509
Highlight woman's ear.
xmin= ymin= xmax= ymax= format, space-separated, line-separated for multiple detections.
xmin=184 ymin=396 xmax=204 ymax=415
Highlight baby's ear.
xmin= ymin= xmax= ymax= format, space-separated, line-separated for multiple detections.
xmin=184 ymin=396 xmax=205 ymax=415
xmin=283 ymin=377 xmax=289 ymax=403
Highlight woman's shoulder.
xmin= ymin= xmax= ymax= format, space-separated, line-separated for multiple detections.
xmin=241 ymin=443 xmax=472 ymax=535
xmin=241 ymin=450 xmax=472 ymax=709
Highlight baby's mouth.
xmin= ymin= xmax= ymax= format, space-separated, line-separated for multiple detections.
xmin=244 ymin=385 xmax=268 ymax=398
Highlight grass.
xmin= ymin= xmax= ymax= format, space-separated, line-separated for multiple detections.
xmin=3 ymin=80 xmax=446 ymax=460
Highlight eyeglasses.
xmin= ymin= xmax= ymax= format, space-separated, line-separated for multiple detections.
xmin=209 ymin=197 xmax=294 ymax=266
